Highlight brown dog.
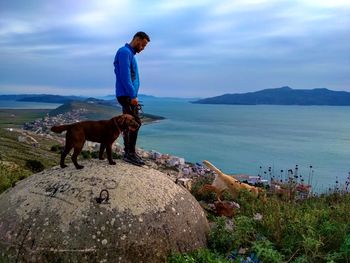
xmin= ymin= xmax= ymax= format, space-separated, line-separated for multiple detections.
xmin=51 ymin=114 xmax=139 ymax=169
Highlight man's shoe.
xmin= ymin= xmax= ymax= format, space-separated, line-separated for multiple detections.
xmin=123 ymin=153 xmax=144 ymax=166
xmin=134 ymin=153 xmax=145 ymax=165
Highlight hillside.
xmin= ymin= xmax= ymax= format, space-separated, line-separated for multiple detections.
xmin=193 ymin=87 xmax=350 ymax=105
xmin=49 ymin=99 xmax=164 ymax=122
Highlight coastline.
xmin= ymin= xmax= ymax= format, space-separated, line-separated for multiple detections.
xmin=1 ymin=99 xmax=349 ymax=193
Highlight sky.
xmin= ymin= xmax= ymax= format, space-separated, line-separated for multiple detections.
xmin=0 ymin=0 xmax=349 ymax=98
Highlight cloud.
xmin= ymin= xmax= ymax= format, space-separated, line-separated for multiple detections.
xmin=0 ymin=0 xmax=349 ymax=96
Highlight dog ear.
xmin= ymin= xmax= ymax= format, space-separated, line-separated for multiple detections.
xmin=113 ymin=115 xmax=125 ymax=129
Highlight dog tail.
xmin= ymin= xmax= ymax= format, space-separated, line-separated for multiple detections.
xmin=51 ymin=124 xmax=70 ymax=133
xmin=203 ymin=160 xmax=224 ymax=176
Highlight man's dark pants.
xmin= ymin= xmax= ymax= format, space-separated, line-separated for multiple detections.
xmin=117 ymin=96 xmax=141 ymax=154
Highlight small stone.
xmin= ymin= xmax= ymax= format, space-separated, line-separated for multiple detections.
xmin=101 ymin=239 xmax=108 ymax=245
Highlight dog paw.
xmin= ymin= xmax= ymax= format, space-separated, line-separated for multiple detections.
xmin=99 ymin=157 xmax=105 ymax=160
xmin=76 ymin=165 xmax=84 ymax=169
xmin=60 ymin=164 xmax=68 ymax=168
xmin=109 ymin=161 xmax=116 ymax=165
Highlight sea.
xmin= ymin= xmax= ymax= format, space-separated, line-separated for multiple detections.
xmin=1 ymin=98 xmax=349 ymax=193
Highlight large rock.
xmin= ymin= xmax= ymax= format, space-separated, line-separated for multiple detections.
xmin=0 ymin=159 xmax=209 ymax=262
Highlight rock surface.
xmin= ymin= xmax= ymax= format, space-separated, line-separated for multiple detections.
xmin=0 ymin=159 xmax=209 ymax=262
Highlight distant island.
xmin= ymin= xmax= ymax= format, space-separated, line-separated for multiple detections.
xmin=0 ymin=94 xmax=85 ymax=103
xmin=192 ymin=86 xmax=350 ymax=106
xmin=0 ymin=94 xmax=155 ymax=103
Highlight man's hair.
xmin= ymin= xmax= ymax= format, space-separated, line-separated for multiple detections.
xmin=133 ymin=31 xmax=150 ymax=42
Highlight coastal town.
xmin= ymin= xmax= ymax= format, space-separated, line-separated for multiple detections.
xmin=23 ymin=108 xmax=88 ymax=134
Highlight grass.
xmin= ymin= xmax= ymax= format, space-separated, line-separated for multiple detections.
xmin=0 ymin=128 xmax=59 ymax=168
xmin=0 ymin=109 xmax=50 ymax=128
xmin=171 ymin=180 xmax=350 ymax=263
xmin=0 ymin=127 xmax=62 ymax=194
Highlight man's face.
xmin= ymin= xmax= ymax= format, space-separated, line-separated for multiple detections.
xmin=135 ymin=38 xmax=149 ymax=53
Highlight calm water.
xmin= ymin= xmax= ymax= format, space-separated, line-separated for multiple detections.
xmin=1 ymin=98 xmax=349 ymax=192
xmin=135 ymin=97 xmax=350 ymax=192
xmin=0 ymin=100 xmax=62 ymax=109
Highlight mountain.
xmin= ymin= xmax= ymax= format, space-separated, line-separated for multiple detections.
xmin=18 ymin=94 xmax=85 ymax=103
xmin=0 ymin=94 xmax=86 ymax=103
xmin=99 ymin=94 xmax=157 ymax=100
xmin=192 ymin=87 xmax=350 ymax=106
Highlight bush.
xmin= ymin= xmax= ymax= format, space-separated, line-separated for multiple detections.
xmin=112 ymin=152 xmax=122 ymax=159
xmin=81 ymin=150 xmax=91 ymax=159
xmin=91 ymin=151 xmax=99 ymax=159
xmin=0 ymin=163 xmax=31 ymax=194
xmin=208 ymin=217 xmax=235 ymax=254
xmin=25 ymin=159 xmax=45 ymax=173
xmin=252 ymin=239 xmax=284 ymax=263
xmin=50 ymin=144 xmax=63 ymax=152
xmin=168 ymin=248 xmax=230 ymax=263
xmin=231 ymin=215 xmax=257 ymax=249
xmin=190 ymin=176 xmax=217 ymax=203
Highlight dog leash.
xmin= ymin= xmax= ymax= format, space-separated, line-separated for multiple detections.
xmin=136 ymin=103 xmax=144 ymax=119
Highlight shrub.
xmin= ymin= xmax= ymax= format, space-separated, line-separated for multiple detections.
xmin=340 ymin=234 xmax=350 ymax=260
xmin=252 ymin=239 xmax=284 ymax=263
xmin=0 ymin=163 xmax=31 ymax=194
xmin=91 ymin=151 xmax=99 ymax=159
xmin=190 ymin=176 xmax=217 ymax=203
xmin=208 ymin=217 xmax=235 ymax=254
xmin=231 ymin=215 xmax=257 ymax=248
xmin=112 ymin=152 xmax=122 ymax=159
xmin=25 ymin=159 xmax=45 ymax=173
xmin=168 ymin=248 xmax=230 ymax=263
xmin=81 ymin=150 xmax=91 ymax=159
xmin=50 ymin=144 xmax=63 ymax=152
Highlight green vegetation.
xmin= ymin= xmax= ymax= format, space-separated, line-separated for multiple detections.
xmin=25 ymin=159 xmax=45 ymax=173
xmin=171 ymin=180 xmax=350 ymax=263
xmin=168 ymin=248 xmax=231 ymax=263
xmin=0 ymin=109 xmax=49 ymax=128
xmin=0 ymin=162 xmax=31 ymax=193
xmin=50 ymin=101 xmax=122 ymax=120
xmin=0 ymin=128 xmax=61 ymax=194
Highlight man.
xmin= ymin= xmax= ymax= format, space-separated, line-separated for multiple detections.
xmin=114 ymin=31 xmax=150 ymax=166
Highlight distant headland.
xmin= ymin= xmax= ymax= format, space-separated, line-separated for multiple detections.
xmin=192 ymin=86 xmax=350 ymax=106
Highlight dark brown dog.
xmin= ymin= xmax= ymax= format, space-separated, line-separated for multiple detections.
xmin=51 ymin=114 xmax=139 ymax=169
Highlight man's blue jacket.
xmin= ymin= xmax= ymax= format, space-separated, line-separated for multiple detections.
xmin=114 ymin=43 xmax=139 ymax=99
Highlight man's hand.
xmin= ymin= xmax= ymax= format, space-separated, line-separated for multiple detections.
xmin=131 ymin=97 xmax=138 ymax=106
